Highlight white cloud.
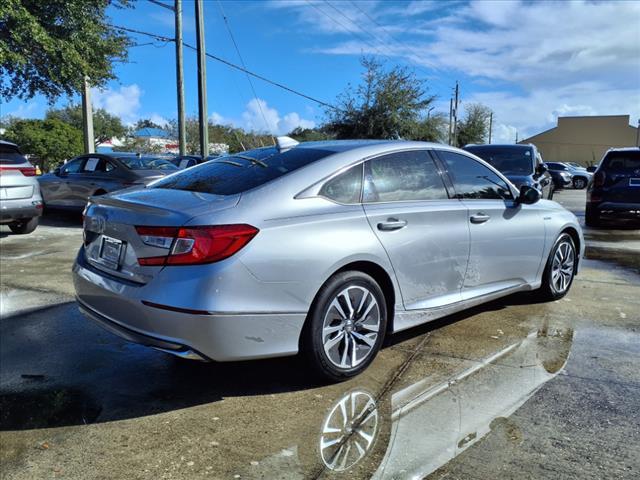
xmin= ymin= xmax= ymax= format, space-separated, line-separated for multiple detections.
xmin=148 ymin=114 xmax=170 ymax=128
xmin=212 ymin=98 xmax=315 ymax=135
xmin=91 ymin=84 xmax=142 ymax=125
xmin=280 ymin=0 xmax=640 ymax=142
xmin=3 ymin=101 xmax=39 ymax=118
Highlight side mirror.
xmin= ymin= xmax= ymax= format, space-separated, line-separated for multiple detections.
xmin=536 ymin=164 xmax=548 ymax=175
xmin=54 ymin=167 xmax=61 ymax=176
xmin=517 ymin=185 xmax=541 ymax=205
xmin=586 ymin=166 xmax=597 ymax=173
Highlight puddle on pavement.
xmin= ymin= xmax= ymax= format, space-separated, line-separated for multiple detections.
xmin=0 ymin=388 xmax=101 ymax=430
xmin=585 ymin=247 xmax=640 ymax=271
xmin=230 ymin=318 xmax=575 ymax=479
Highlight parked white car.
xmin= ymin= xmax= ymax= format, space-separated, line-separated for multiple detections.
xmin=0 ymin=140 xmax=43 ymax=234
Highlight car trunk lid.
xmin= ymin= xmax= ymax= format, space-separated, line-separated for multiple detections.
xmin=83 ymin=188 xmax=239 ymax=283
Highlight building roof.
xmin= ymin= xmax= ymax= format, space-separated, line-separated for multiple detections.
xmin=133 ymin=127 xmax=170 ymax=138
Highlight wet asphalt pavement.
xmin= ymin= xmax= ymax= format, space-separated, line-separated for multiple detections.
xmin=0 ymin=189 xmax=638 ymax=479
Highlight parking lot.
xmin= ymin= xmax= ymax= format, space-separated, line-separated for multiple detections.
xmin=0 ymin=189 xmax=638 ymax=479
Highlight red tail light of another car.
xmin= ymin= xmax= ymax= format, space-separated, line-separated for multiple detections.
xmin=0 ymin=166 xmax=37 ymax=176
xmin=593 ymin=170 xmax=606 ymax=187
xmin=135 ymin=224 xmax=259 ymax=266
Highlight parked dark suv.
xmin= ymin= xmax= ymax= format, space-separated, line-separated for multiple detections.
xmin=463 ymin=144 xmax=553 ymax=199
xmin=586 ymin=148 xmax=640 ymax=227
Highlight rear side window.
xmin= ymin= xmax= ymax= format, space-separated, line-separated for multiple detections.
xmin=602 ymin=151 xmax=640 ymax=172
xmin=319 ymin=164 xmax=363 ymax=204
xmin=151 ymin=147 xmax=335 ymax=195
xmin=0 ymin=144 xmax=27 ymax=165
xmin=438 ymin=151 xmax=513 ymax=200
xmin=363 ymin=150 xmax=448 ymax=203
xmin=61 ymin=158 xmax=83 ymax=174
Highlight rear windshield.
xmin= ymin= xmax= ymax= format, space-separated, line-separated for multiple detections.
xmin=602 ymin=151 xmax=640 ymax=172
xmin=150 ymin=147 xmax=335 ymax=195
xmin=0 ymin=143 xmax=27 ymax=165
xmin=465 ymin=146 xmax=534 ymax=175
xmin=117 ymin=156 xmax=178 ymax=170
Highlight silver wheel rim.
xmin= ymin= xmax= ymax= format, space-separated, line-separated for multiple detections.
xmin=575 ymin=179 xmax=585 ymax=188
xmin=322 ymin=285 xmax=380 ymax=369
xmin=551 ymin=239 xmax=575 ymax=293
xmin=320 ymin=390 xmax=378 ymax=471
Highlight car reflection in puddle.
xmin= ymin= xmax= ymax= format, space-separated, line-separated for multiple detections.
xmin=248 ymin=320 xmax=573 ymax=479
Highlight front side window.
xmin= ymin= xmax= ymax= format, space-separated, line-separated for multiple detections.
xmin=363 ymin=150 xmax=449 ymax=203
xmin=61 ymin=158 xmax=83 ymax=174
xmin=438 ymin=151 xmax=513 ymax=200
xmin=319 ymin=164 xmax=363 ymax=204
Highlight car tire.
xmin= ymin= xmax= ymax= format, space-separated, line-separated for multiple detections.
xmin=573 ymin=177 xmax=587 ymax=189
xmin=304 ymin=271 xmax=387 ymax=382
xmin=536 ymin=233 xmax=577 ymax=301
xmin=585 ymin=206 xmax=601 ymax=227
xmin=8 ymin=216 xmax=39 ymax=234
xmin=548 ymin=186 xmax=554 ymax=200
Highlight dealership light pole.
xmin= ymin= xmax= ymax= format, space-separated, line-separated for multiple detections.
xmin=488 ymin=112 xmax=493 ymax=144
xmin=195 ymin=0 xmax=209 ymax=157
xmin=175 ymin=0 xmax=186 ymax=155
xmin=81 ymin=76 xmax=95 ymax=154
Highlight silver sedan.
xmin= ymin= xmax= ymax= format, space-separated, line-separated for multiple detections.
xmin=73 ymin=139 xmax=584 ymax=381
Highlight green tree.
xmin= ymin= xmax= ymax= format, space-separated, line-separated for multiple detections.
xmin=456 ymin=103 xmax=492 ymax=147
xmin=4 ymin=119 xmax=83 ymax=170
xmin=288 ymin=127 xmax=333 ymax=142
xmin=46 ymin=103 xmax=126 ymax=146
xmin=0 ymin=0 xmax=131 ymax=101
xmin=134 ymin=118 xmax=165 ymax=131
xmin=325 ymin=57 xmax=436 ymax=140
xmin=413 ymin=113 xmax=448 ymax=143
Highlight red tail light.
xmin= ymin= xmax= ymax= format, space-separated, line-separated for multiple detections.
xmin=135 ymin=224 xmax=259 ymax=266
xmin=0 ymin=166 xmax=37 ymax=176
xmin=593 ymin=170 xmax=606 ymax=187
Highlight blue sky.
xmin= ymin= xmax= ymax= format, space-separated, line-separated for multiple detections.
xmin=2 ymin=0 xmax=639 ymax=142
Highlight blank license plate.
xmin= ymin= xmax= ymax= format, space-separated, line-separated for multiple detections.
xmin=99 ymin=236 xmax=122 ymax=269
xmin=630 ymin=178 xmax=640 ymax=187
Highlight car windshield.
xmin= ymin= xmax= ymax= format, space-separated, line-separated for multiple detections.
xmin=117 ymin=156 xmax=178 ymax=170
xmin=602 ymin=151 xmax=640 ymax=172
xmin=150 ymin=147 xmax=335 ymax=195
xmin=466 ymin=146 xmax=534 ymax=175
xmin=0 ymin=144 xmax=27 ymax=165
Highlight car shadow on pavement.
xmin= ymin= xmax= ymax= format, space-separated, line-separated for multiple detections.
xmin=0 ymin=291 xmax=545 ymax=432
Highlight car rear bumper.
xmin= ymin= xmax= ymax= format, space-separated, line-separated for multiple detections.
xmin=73 ymin=255 xmax=307 ymax=362
xmin=0 ymin=197 xmax=43 ymax=223
xmin=589 ymin=201 xmax=640 ymax=216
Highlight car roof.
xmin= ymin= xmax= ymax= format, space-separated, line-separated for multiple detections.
xmin=0 ymin=140 xmax=19 ymax=147
xmin=464 ymin=143 xmax=532 ymax=150
xmin=606 ymin=147 xmax=640 ymax=153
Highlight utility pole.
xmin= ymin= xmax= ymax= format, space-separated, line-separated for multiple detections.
xmin=175 ymin=0 xmax=186 ymax=155
xmin=195 ymin=0 xmax=209 ymax=157
xmin=515 ymin=131 xmax=519 ymax=144
xmin=81 ymin=76 xmax=95 ymax=154
xmin=452 ymin=81 xmax=459 ymax=147
xmin=448 ymin=97 xmax=453 ymax=145
xmin=488 ymin=112 xmax=493 ymax=144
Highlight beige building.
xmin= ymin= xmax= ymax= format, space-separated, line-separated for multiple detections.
xmin=520 ymin=115 xmax=639 ymax=167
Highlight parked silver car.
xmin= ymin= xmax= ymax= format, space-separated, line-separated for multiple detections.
xmin=38 ymin=153 xmax=178 ymax=210
xmin=0 ymin=140 xmax=43 ymax=234
xmin=74 ymin=138 xmax=584 ymax=380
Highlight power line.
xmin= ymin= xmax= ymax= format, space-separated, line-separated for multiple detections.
xmin=216 ymin=0 xmax=275 ymax=139
xmin=147 ymin=0 xmax=174 ymax=12
xmin=327 ymin=0 xmax=451 ymax=93
xmin=107 ymin=24 xmax=339 ymax=111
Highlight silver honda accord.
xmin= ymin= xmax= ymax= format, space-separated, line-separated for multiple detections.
xmin=73 ymin=138 xmax=584 ymax=381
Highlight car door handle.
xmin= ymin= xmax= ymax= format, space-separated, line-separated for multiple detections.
xmin=470 ymin=213 xmax=490 ymax=224
xmin=377 ymin=218 xmax=407 ymax=231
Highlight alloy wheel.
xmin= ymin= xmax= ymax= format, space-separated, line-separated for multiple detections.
xmin=551 ymin=240 xmax=575 ymax=294
xmin=322 ymin=286 xmax=381 ymax=369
